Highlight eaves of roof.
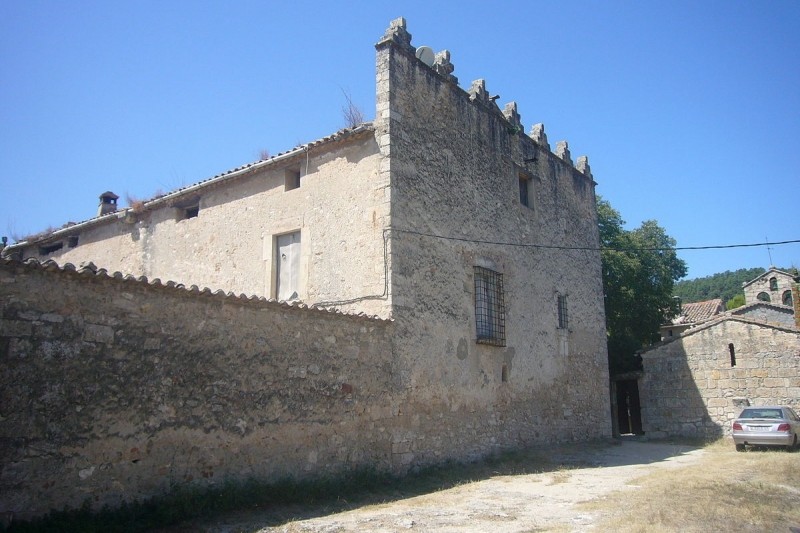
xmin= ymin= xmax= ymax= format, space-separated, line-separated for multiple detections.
xmin=642 ymin=313 xmax=799 ymax=355
xmin=0 ymin=256 xmax=390 ymax=323
xmin=4 ymin=123 xmax=375 ymax=250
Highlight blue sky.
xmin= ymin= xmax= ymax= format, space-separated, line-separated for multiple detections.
xmin=1 ymin=1 xmax=798 ymax=280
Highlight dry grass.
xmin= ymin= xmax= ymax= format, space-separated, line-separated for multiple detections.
xmin=582 ymin=440 xmax=800 ymax=532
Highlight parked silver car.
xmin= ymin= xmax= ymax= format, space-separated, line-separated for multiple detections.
xmin=732 ymin=406 xmax=800 ymax=451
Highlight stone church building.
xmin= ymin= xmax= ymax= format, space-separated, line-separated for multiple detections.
xmin=1 ymin=19 xmax=611 ymax=519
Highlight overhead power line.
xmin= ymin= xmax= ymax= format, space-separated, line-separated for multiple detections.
xmin=390 ymin=229 xmax=800 ymax=253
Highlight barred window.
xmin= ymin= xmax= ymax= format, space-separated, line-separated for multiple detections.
xmin=557 ymin=294 xmax=569 ymax=330
xmin=474 ymin=266 xmax=505 ymax=346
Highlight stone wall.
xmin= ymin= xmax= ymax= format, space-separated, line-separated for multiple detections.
xmin=373 ymin=18 xmax=611 ymax=450
xmin=640 ymin=317 xmax=800 ymax=439
xmin=0 ymin=258 xmax=397 ymax=519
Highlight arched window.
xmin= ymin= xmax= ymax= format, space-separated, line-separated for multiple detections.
xmin=783 ymin=290 xmax=793 ymax=306
xmin=769 ymin=277 xmax=778 ymax=291
xmin=757 ymin=292 xmax=771 ymax=302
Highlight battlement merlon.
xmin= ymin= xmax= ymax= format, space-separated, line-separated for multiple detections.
xmin=530 ymin=123 xmax=550 ymax=150
xmin=433 ymin=50 xmax=457 ymax=84
xmin=576 ymin=155 xmax=592 ymax=179
xmin=502 ymin=102 xmax=522 ymax=132
xmin=376 ymin=17 xmax=415 ymax=54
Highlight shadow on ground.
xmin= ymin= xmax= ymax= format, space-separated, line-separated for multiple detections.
xmin=162 ymin=437 xmax=706 ymax=533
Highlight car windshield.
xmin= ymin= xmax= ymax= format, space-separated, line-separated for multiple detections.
xmin=739 ymin=408 xmax=783 ymax=419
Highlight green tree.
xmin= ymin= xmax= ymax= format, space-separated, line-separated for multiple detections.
xmin=726 ymin=294 xmax=746 ymax=310
xmin=598 ymin=197 xmax=687 ymax=374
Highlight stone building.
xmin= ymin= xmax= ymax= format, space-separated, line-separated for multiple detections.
xmin=1 ymin=19 xmax=611 ymax=519
xmin=640 ymin=282 xmax=800 ymax=439
xmin=743 ymin=267 xmax=796 ymax=307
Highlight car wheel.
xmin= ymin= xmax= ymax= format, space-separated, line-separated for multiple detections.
xmin=735 ymin=443 xmax=745 ymax=452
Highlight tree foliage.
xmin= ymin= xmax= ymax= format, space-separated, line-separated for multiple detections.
xmin=673 ymin=267 xmax=765 ymax=305
xmin=598 ymin=197 xmax=687 ymax=374
xmin=726 ymin=294 xmax=746 ymax=310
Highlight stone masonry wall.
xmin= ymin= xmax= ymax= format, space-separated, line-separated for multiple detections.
xmin=640 ymin=317 xmax=800 ymax=439
xmin=0 ymin=259 xmax=397 ymax=519
xmin=372 ymin=18 xmax=611 ymax=457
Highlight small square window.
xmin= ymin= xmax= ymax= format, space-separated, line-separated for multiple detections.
xmin=183 ymin=205 xmax=199 ymax=219
xmin=285 ymin=167 xmax=301 ymax=191
xmin=39 ymin=242 xmax=63 ymax=255
xmin=474 ymin=266 xmax=506 ymax=346
xmin=67 ymin=235 xmax=79 ymax=248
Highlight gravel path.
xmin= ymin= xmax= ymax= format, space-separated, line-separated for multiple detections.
xmin=191 ymin=439 xmax=706 ymax=533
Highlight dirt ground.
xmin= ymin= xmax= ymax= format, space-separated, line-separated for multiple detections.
xmin=188 ymin=438 xmax=706 ymax=533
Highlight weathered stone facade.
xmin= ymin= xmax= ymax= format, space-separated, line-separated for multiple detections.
xmin=743 ymin=267 xmax=796 ymax=307
xmin=1 ymin=18 xmax=611 ymax=519
xmin=0 ymin=259 xmax=396 ymax=518
xmin=640 ymin=316 xmax=800 ymax=439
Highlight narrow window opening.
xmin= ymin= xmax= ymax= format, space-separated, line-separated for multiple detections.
xmin=501 ymin=364 xmax=509 ymax=383
xmin=769 ymin=277 xmax=778 ymax=291
xmin=729 ymin=343 xmax=736 ymax=367
xmin=518 ymin=174 xmax=530 ymax=207
xmin=285 ymin=167 xmax=301 ymax=191
xmin=39 ymin=242 xmax=63 ymax=255
xmin=474 ymin=266 xmax=506 ymax=346
xmin=557 ymin=294 xmax=569 ymax=330
xmin=67 ymin=235 xmax=79 ymax=248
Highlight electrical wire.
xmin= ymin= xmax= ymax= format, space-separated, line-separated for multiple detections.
xmin=390 ymin=228 xmax=800 ymax=253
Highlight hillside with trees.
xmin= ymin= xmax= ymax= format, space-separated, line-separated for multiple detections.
xmin=673 ymin=268 xmax=771 ymax=308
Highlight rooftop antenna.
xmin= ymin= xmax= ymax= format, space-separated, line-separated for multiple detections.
xmin=415 ymin=46 xmax=435 ymax=67
xmin=766 ymin=236 xmax=774 ymax=266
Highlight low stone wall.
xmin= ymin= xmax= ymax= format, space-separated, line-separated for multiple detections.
xmin=0 ymin=259 xmax=396 ymax=519
xmin=640 ymin=317 xmax=800 ymax=439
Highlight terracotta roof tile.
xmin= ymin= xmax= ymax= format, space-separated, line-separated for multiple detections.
xmin=668 ymin=298 xmax=724 ymax=326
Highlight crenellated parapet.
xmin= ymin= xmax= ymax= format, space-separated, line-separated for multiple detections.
xmin=377 ymin=18 xmax=594 ymax=180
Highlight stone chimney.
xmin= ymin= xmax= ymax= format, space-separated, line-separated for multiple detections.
xmin=97 ymin=191 xmax=119 ymax=217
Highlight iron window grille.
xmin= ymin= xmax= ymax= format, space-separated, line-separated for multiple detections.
xmin=474 ymin=266 xmax=506 ymax=346
xmin=557 ymin=294 xmax=569 ymax=330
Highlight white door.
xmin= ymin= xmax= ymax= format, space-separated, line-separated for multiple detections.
xmin=276 ymin=231 xmax=301 ymax=300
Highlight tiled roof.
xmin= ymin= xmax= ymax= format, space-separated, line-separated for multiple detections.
xmin=0 ymin=257 xmax=389 ymax=322
xmin=668 ymin=298 xmax=724 ymax=326
xmin=5 ymin=123 xmax=375 ymax=249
